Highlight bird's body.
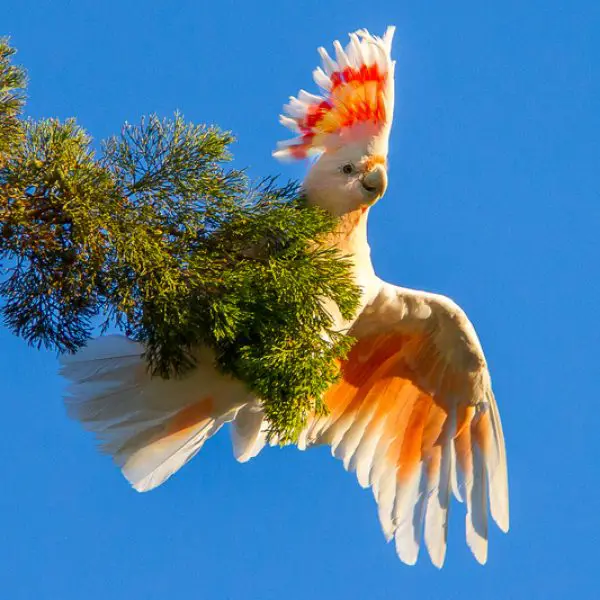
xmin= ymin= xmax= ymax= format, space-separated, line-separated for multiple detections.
xmin=61 ymin=27 xmax=508 ymax=567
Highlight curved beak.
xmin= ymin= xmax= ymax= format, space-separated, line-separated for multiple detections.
xmin=361 ymin=164 xmax=388 ymax=200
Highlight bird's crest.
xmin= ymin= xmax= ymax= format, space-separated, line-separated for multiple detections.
xmin=273 ymin=27 xmax=396 ymax=161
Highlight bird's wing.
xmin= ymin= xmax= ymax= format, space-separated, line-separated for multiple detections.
xmin=300 ymin=281 xmax=508 ymax=567
xmin=61 ymin=336 xmax=250 ymax=492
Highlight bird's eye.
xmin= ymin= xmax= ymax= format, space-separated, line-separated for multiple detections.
xmin=341 ymin=163 xmax=355 ymax=175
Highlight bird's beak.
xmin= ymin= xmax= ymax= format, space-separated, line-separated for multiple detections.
xmin=361 ymin=164 xmax=388 ymax=200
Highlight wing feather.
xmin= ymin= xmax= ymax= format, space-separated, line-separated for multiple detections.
xmin=298 ymin=282 xmax=508 ymax=566
xmin=393 ymin=466 xmax=424 ymax=564
xmin=424 ymin=405 xmax=454 ymax=567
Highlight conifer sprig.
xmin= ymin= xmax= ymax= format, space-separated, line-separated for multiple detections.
xmin=0 ymin=39 xmax=360 ymax=442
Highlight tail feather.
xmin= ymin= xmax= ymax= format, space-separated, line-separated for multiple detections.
xmin=61 ymin=335 xmax=253 ymax=491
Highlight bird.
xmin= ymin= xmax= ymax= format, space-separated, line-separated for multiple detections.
xmin=60 ymin=27 xmax=508 ymax=568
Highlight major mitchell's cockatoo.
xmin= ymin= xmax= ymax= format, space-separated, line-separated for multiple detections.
xmin=61 ymin=27 xmax=509 ymax=567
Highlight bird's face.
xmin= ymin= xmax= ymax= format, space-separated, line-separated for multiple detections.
xmin=304 ymin=144 xmax=388 ymax=216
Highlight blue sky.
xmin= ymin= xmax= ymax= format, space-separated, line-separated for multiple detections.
xmin=2 ymin=1 xmax=599 ymax=598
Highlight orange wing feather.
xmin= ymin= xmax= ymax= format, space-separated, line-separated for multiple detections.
xmin=302 ymin=331 xmax=504 ymax=566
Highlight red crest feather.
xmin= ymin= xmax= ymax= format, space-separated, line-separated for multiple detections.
xmin=274 ymin=27 xmax=396 ymax=161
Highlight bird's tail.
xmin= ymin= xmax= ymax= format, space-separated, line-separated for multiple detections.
xmin=60 ymin=335 xmax=262 ymax=491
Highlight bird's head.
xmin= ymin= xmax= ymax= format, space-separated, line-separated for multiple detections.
xmin=303 ymin=146 xmax=388 ymax=215
xmin=273 ymin=27 xmax=395 ymax=216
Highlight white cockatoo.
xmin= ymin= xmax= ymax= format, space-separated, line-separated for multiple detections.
xmin=61 ymin=27 xmax=508 ymax=568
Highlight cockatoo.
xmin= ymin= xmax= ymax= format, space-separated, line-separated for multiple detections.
xmin=61 ymin=27 xmax=508 ymax=568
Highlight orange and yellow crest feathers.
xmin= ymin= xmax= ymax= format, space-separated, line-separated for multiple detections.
xmin=273 ymin=27 xmax=396 ymax=161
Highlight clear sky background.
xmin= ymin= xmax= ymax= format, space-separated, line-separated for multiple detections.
xmin=2 ymin=1 xmax=599 ymax=599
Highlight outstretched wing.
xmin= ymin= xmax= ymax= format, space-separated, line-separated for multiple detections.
xmin=299 ymin=282 xmax=509 ymax=567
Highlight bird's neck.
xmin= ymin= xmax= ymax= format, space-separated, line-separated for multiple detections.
xmin=312 ymin=203 xmax=379 ymax=332
xmin=326 ymin=205 xmax=369 ymax=252
xmin=318 ymin=204 xmax=376 ymax=286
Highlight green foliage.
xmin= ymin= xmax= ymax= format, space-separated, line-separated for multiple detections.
xmin=0 ymin=118 xmax=114 ymax=351
xmin=0 ymin=40 xmax=361 ymax=443
xmin=0 ymin=38 xmax=26 ymax=163
xmin=205 ymin=187 xmax=359 ymax=441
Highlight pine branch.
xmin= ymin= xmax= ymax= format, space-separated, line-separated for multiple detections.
xmin=0 ymin=40 xmax=361 ymax=443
